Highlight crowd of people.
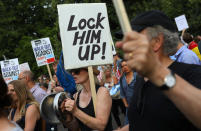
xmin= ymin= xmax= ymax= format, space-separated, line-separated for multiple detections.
xmin=1 ymin=10 xmax=201 ymax=131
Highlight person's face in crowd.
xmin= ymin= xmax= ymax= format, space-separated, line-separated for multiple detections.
xmin=8 ymin=84 xmax=18 ymax=102
xmin=53 ymin=75 xmax=58 ymax=82
xmin=18 ymin=72 xmax=27 ymax=83
xmin=38 ymin=76 xmax=42 ymax=83
xmin=53 ymin=64 xmax=57 ymax=73
xmin=121 ymin=61 xmax=132 ymax=73
xmin=46 ymin=79 xmax=50 ymax=84
xmin=105 ymin=66 xmax=112 ymax=77
xmin=113 ymin=55 xmax=118 ymax=61
xmin=71 ymin=68 xmax=89 ymax=84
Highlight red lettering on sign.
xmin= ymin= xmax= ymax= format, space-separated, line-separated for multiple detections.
xmin=47 ymin=58 xmax=55 ymax=63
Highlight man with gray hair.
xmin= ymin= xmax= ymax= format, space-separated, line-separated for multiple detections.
xmin=170 ymin=37 xmax=201 ymax=65
xmin=18 ymin=71 xmax=47 ymax=103
xmin=115 ymin=10 xmax=201 ymax=131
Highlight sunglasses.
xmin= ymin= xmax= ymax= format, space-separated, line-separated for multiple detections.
xmin=70 ymin=68 xmax=88 ymax=75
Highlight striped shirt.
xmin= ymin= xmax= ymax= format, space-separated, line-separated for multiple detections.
xmin=30 ymin=84 xmax=47 ymax=103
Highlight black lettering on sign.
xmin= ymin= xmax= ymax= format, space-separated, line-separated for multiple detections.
xmin=78 ymin=45 xmax=90 ymax=61
xmin=2 ymin=67 xmax=12 ymax=73
xmin=44 ymin=44 xmax=51 ymax=50
xmin=101 ymin=42 xmax=106 ymax=60
xmin=35 ymin=40 xmax=41 ymax=46
xmin=34 ymin=46 xmax=43 ymax=52
xmin=85 ymin=30 xmax=91 ymax=44
xmin=74 ymin=30 xmax=101 ymax=44
xmin=35 ymin=49 xmax=52 ymax=57
xmin=96 ymin=13 xmax=105 ymax=29
xmin=90 ymin=30 xmax=101 ymax=43
xmin=73 ymin=31 xmax=86 ymax=45
xmin=11 ymin=65 xmax=18 ymax=71
xmin=78 ymin=19 xmax=87 ymax=30
xmin=67 ymin=13 xmax=105 ymax=31
xmin=3 ymin=70 xmax=19 ymax=77
xmin=67 ymin=15 xmax=77 ymax=31
xmin=87 ymin=18 xmax=95 ymax=29
xmin=91 ymin=44 xmax=100 ymax=60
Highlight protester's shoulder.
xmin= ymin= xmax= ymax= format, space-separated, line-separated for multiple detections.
xmin=184 ymin=63 xmax=201 ymax=75
xmin=179 ymin=49 xmax=200 ymax=64
xmin=173 ymin=62 xmax=201 ymax=88
xmin=182 ymin=48 xmax=199 ymax=58
xmin=97 ymin=86 xmax=110 ymax=96
xmin=98 ymin=86 xmax=109 ymax=92
xmin=172 ymin=62 xmax=201 ymax=73
xmin=26 ymin=104 xmax=38 ymax=113
xmin=119 ymin=73 xmax=125 ymax=81
xmin=35 ymin=85 xmax=47 ymax=94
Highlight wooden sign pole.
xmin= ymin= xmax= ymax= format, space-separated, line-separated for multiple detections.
xmin=112 ymin=0 xmax=132 ymax=34
xmin=46 ymin=64 xmax=53 ymax=81
xmin=46 ymin=63 xmax=54 ymax=87
xmin=88 ymin=66 xmax=97 ymax=115
xmin=182 ymin=29 xmax=186 ymax=37
xmin=46 ymin=64 xmax=56 ymax=93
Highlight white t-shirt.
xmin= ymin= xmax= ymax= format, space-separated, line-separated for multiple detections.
xmin=10 ymin=122 xmax=23 ymax=131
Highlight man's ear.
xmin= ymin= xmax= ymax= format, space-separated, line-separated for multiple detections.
xmin=25 ymin=75 xmax=29 ymax=81
xmin=152 ymin=33 xmax=164 ymax=52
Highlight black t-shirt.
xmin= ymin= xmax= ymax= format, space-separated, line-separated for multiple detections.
xmin=128 ymin=62 xmax=201 ymax=131
xmin=76 ymin=87 xmax=113 ymax=131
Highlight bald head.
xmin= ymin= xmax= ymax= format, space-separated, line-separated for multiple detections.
xmin=19 ymin=71 xmax=34 ymax=82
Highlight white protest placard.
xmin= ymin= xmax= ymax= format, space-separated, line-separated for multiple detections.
xmin=58 ymin=3 xmax=113 ymax=69
xmin=31 ymin=37 xmax=55 ymax=67
xmin=0 ymin=58 xmax=20 ymax=83
xmin=175 ymin=15 xmax=189 ymax=31
xmin=19 ymin=62 xmax=30 ymax=72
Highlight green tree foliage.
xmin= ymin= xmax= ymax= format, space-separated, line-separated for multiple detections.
xmin=0 ymin=0 xmax=201 ymax=78
xmin=0 ymin=0 xmax=62 ymax=77
xmin=127 ymin=0 xmax=201 ymax=35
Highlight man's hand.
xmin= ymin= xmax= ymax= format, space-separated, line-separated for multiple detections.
xmin=116 ymin=31 xmax=160 ymax=77
xmin=116 ymin=31 xmax=168 ymax=86
xmin=54 ymin=86 xmax=64 ymax=92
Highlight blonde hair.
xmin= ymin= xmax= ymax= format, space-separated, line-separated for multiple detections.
xmin=9 ymin=80 xmax=39 ymax=117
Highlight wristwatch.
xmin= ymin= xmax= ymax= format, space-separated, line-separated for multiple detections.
xmin=159 ymin=70 xmax=176 ymax=90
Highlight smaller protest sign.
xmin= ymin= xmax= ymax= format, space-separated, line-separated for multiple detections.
xmin=31 ymin=37 xmax=55 ymax=67
xmin=175 ymin=15 xmax=189 ymax=31
xmin=19 ymin=62 xmax=30 ymax=72
xmin=0 ymin=58 xmax=20 ymax=83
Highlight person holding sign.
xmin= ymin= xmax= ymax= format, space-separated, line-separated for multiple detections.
xmin=115 ymin=10 xmax=201 ymax=131
xmin=62 ymin=68 xmax=112 ymax=131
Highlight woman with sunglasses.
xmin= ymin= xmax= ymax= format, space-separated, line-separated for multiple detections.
xmin=63 ymin=67 xmax=112 ymax=131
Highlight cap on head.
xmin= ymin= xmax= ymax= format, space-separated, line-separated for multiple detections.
xmin=115 ymin=10 xmax=177 ymax=39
